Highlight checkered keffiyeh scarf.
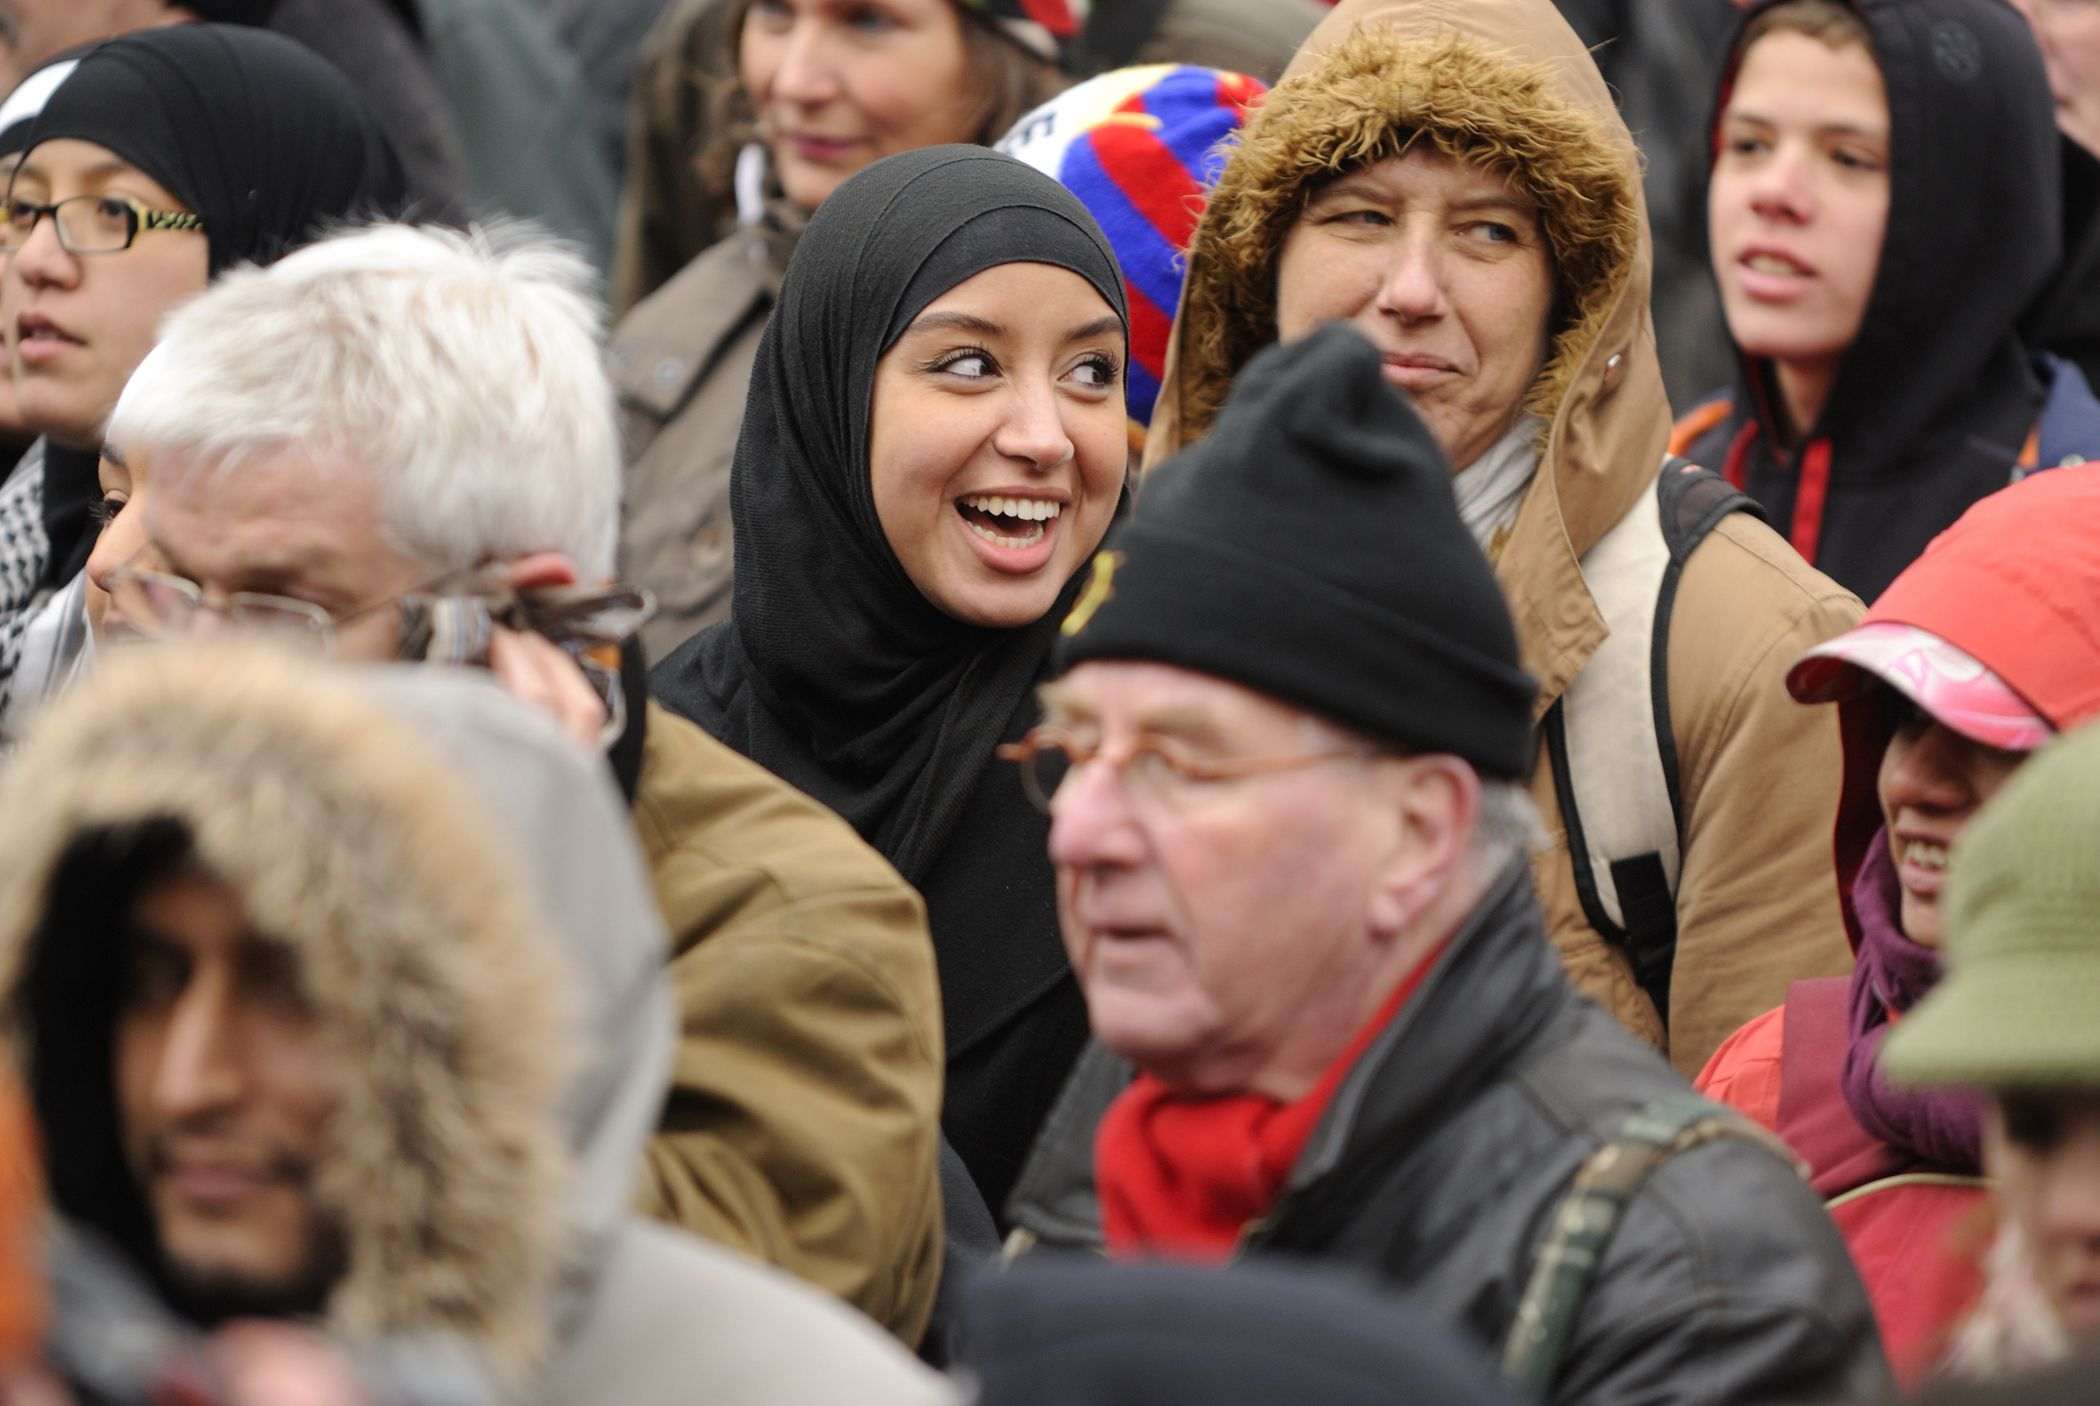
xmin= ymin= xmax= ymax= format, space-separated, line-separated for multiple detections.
xmin=0 ymin=445 xmax=49 ymax=716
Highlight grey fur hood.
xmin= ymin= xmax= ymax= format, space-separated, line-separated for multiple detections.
xmin=0 ymin=645 xmax=675 ymax=1382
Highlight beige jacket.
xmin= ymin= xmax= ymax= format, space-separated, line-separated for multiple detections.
xmin=611 ymin=232 xmax=777 ymax=661
xmin=607 ymin=0 xmax=1331 ymax=317
xmin=1145 ymin=0 xmax=1860 ymax=1074
xmin=631 ymin=702 xmax=945 ymax=1346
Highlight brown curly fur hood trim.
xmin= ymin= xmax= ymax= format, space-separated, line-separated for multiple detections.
xmin=1148 ymin=0 xmax=1681 ymax=713
xmin=0 ymin=646 xmax=569 ymax=1379
xmin=1175 ymin=23 xmax=1640 ymax=448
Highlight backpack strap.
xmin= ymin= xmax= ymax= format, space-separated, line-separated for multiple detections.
xmin=1544 ymin=461 xmax=1762 ymax=1028
xmin=1077 ymin=0 xmax=1175 ymax=72
xmin=1500 ymin=1093 xmax=1794 ymax=1396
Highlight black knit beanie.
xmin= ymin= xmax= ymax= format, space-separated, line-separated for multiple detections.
xmin=183 ymin=1 xmax=283 ymax=23
xmin=1055 ymin=324 xmax=1537 ymax=778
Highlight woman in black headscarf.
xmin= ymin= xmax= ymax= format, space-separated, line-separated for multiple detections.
xmin=654 ymin=145 xmax=1130 ymax=1216
xmin=0 ymin=24 xmax=408 ymax=724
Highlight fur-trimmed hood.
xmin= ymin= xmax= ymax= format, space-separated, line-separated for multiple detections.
xmin=1146 ymin=0 xmax=1671 ymax=713
xmin=0 ymin=647 xmax=676 ymax=1384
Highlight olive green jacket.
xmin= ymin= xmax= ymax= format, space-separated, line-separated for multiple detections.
xmin=631 ymin=702 xmax=945 ymax=1346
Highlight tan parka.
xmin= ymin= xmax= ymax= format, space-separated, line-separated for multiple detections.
xmin=1146 ymin=0 xmax=1861 ymax=1073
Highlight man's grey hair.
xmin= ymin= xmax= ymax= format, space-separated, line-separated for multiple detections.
xmin=1314 ymin=713 xmax=1543 ymax=871
xmin=108 ymin=221 xmax=619 ymax=579
xmin=1469 ymin=778 xmax=1546 ymax=873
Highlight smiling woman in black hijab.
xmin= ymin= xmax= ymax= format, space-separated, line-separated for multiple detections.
xmin=0 ymin=24 xmax=407 ymax=721
xmin=654 ymin=145 xmax=1130 ymax=1216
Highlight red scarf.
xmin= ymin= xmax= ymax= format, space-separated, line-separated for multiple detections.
xmin=1096 ymin=942 xmax=1447 ymax=1261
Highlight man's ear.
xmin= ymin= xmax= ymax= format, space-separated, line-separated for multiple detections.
xmin=1365 ymin=755 xmax=1480 ymax=940
xmin=503 ymin=552 xmax=578 ymax=591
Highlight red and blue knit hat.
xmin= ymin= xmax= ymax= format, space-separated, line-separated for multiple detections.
xmin=997 ymin=63 xmax=1266 ymax=435
xmin=960 ymin=0 xmax=1090 ymax=62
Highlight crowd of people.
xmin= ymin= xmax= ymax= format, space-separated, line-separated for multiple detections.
xmin=0 ymin=0 xmax=2094 ymax=1402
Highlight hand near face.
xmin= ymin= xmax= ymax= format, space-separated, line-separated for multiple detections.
xmin=486 ymin=625 xmax=608 ymax=753
xmin=208 ymin=1323 xmax=370 ymax=1406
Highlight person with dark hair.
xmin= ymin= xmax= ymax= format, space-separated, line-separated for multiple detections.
xmin=1697 ymin=470 xmax=2100 ymax=1384
xmin=1879 ymin=719 xmax=2100 ymax=1380
xmin=611 ymin=0 xmax=1078 ymax=660
xmin=608 ymin=0 xmax=1326 ymax=319
xmin=653 ymin=145 xmax=1130 ymax=1221
xmin=1672 ymin=0 xmax=2100 ymax=605
xmin=0 ymin=23 xmax=408 ymax=726
xmin=0 ymin=645 xmax=953 ymax=1405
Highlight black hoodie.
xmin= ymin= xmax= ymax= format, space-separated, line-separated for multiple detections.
xmin=1684 ymin=0 xmax=2068 ymax=605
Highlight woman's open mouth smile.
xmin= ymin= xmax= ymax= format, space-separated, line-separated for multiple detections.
xmin=955 ymin=493 xmax=1064 ymax=573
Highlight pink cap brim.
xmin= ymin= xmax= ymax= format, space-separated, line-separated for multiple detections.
xmin=1787 ymin=621 xmax=2054 ymax=752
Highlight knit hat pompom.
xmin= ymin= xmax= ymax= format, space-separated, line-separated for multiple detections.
xmin=959 ymin=0 xmax=1090 ymax=64
xmin=999 ymin=63 xmax=1266 ymax=436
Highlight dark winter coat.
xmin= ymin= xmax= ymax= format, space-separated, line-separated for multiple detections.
xmin=1678 ymin=0 xmax=2085 ymax=605
xmin=1240 ymin=858 xmax=1891 ymax=1405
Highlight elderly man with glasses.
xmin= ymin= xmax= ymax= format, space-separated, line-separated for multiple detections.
xmin=75 ymin=220 xmax=950 ymax=1350
xmin=1016 ymin=324 xmax=1888 ymax=1404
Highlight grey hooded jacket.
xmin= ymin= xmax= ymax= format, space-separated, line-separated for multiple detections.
xmin=0 ymin=647 xmax=952 ymax=1406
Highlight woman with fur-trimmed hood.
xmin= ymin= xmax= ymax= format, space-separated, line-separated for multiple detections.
xmin=0 ymin=646 xmax=951 ymax=1405
xmin=1146 ymin=0 xmax=1865 ymax=1075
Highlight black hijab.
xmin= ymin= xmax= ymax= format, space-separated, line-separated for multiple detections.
xmin=653 ymin=146 xmax=1128 ymax=1210
xmin=21 ymin=24 xmax=409 ymax=278
xmin=16 ymin=24 xmax=409 ymax=589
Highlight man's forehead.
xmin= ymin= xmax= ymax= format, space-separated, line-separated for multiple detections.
xmin=146 ymin=445 xmax=371 ymax=569
xmin=1047 ymin=661 xmax=1316 ymax=736
xmin=131 ymin=870 xmax=255 ymax=953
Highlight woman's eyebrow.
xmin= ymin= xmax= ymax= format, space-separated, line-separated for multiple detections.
xmin=905 ymin=310 xmax=1005 ymax=339
xmin=1306 ymin=174 xmax=1390 ymax=206
xmin=1064 ymin=315 xmax=1125 ymax=344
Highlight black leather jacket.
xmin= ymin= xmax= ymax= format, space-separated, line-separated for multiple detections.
xmin=1012 ymin=859 xmax=1892 ymax=1404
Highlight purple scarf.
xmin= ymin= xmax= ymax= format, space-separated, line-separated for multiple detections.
xmin=1839 ymin=828 xmax=1982 ymax=1170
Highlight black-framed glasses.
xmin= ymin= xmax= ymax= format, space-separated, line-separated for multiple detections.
xmin=0 ymin=194 xmax=206 ymax=255
xmin=997 ymin=726 xmax=1371 ymax=817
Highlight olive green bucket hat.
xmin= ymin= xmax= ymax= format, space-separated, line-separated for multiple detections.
xmin=1884 ymin=720 xmax=2100 ymax=1090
